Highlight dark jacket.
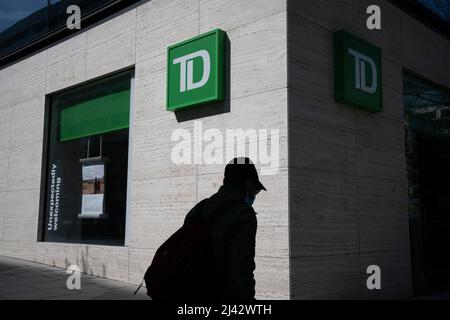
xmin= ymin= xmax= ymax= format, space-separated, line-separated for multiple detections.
xmin=184 ymin=184 xmax=257 ymax=301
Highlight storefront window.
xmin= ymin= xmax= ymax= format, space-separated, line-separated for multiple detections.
xmin=404 ymin=73 xmax=450 ymax=291
xmin=42 ymin=71 xmax=132 ymax=246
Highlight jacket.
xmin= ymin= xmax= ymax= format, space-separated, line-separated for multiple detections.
xmin=184 ymin=184 xmax=257 ymax=301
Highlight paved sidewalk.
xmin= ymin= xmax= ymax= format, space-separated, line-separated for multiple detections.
xmin=0 ymin=255 xmax=149 ymax=300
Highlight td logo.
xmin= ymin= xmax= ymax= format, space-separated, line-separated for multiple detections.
xmin=348 ymin=48 xmax=377 ymax=94
xmin=167 ymin=29 xmax=225 ymax=111
xmin=334 ymin=30 xmax=382 ymax=112
xmin=173 ymin=50 xmax=210 ymax=92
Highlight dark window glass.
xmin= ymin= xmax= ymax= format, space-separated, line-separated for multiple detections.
xmin=0 ymin=0 xmax=48 ymax=53
xmin=415 ymin=0 xmax=450 ymax=23
xmin=0 ymin=0 xmax=118 ymax=59
xmin=0 ymin=0 xmax=47 ymax=33
xmin=403 ymin=73 xmax=450 ymax=140
xmin=42 ymin=71 xmax=132 ymax=246
xmin=404 ymin=73 xmax=450 ymax=292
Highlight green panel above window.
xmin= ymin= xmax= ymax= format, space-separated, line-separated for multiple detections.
xmin=60 ymin=89 xmax=130 ymax=142
xmin=55 ymin=71 xmax=131 ymax=142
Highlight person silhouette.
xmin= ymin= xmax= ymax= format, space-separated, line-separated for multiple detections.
xmin=94 ymin=177 xmax=100 ymax=194
xmin=183 ymin=157 xmax=266 ymax=301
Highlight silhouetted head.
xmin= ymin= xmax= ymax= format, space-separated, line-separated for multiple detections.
xmin=223 ymin=157 xmax=266 ymax=204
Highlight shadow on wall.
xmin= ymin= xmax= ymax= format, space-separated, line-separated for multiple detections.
xmin=175 ymin=35 xmax=231 ymax=122
xmin=58 ymin=246 xmax=108 ymax=278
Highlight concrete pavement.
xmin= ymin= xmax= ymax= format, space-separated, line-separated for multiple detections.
xmin=0 ymin=255 xmax=149 ymax=300
xmin=2 ymin=255 xmax=450 ymax=300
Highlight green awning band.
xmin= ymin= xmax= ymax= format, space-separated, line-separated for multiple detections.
xmin=60 ymin=87 xmax=130 ymax=142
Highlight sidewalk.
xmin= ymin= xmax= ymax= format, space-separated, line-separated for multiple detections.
xmin=3 ymin=254 xmax=450 ymax=301
xmin=0 ymin=255 xmax=149 ymax=300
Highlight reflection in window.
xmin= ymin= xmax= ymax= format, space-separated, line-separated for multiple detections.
xmin=403 ymin=73 xmax=450 ymax=140
xmin=0 ymin=0 xmax=48 ymax=54
xmin=0 ymin=0 xmax=47 ymax=33
xmin=0 ymin=0 xmax=116 ymax=59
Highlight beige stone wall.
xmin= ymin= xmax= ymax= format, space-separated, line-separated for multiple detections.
xmin=288 ymin=0 xmax=449 ymax=299
xmin=0 ymin=0 xmax=289 ymax=299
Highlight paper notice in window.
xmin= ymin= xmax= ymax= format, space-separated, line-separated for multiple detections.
xmin=79 ymin=164 xmax=105 ymax=218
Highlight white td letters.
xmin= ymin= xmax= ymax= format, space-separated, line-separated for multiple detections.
xmin=173 ymin=50 xmax=211 ymax=92
xmin=348 ymin=48 xmax=378 ymax=94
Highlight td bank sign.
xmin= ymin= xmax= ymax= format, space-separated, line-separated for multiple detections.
xmin=334 ymin=30 xmax=382 ymax=112
xmin=167 ymin=29 xmax=225 ymax=111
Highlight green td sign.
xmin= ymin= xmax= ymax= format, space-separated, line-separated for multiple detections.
xmin=334 ymin=30 xmax=382 ymax=112
xmin=167 ymin=29 xmax=225 ymax=111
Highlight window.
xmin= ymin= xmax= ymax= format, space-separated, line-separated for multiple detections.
xmin=404 ymin=73 xmax=450 ymax=139
xmin=0 ymin=1 xmax=47 ymax=33
xmin=0 ymin=0 xmax=140 ymax=67
xmin=415 ymin=0 xmax=450 ymax=23
xmin=0 ymin=0 xmax=48 ymax=54
xmin=404 ymin=73 xmax=450 ymax=292
xmin=41 ymin=71 xmax=132 ymax=246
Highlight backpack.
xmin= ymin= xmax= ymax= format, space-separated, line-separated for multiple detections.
xmin=138 ymin=199 xmax=235 ymax=301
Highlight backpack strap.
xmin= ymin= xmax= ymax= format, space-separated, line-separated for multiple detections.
xmin=133 ymin=279 xmax=144 ymax=295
